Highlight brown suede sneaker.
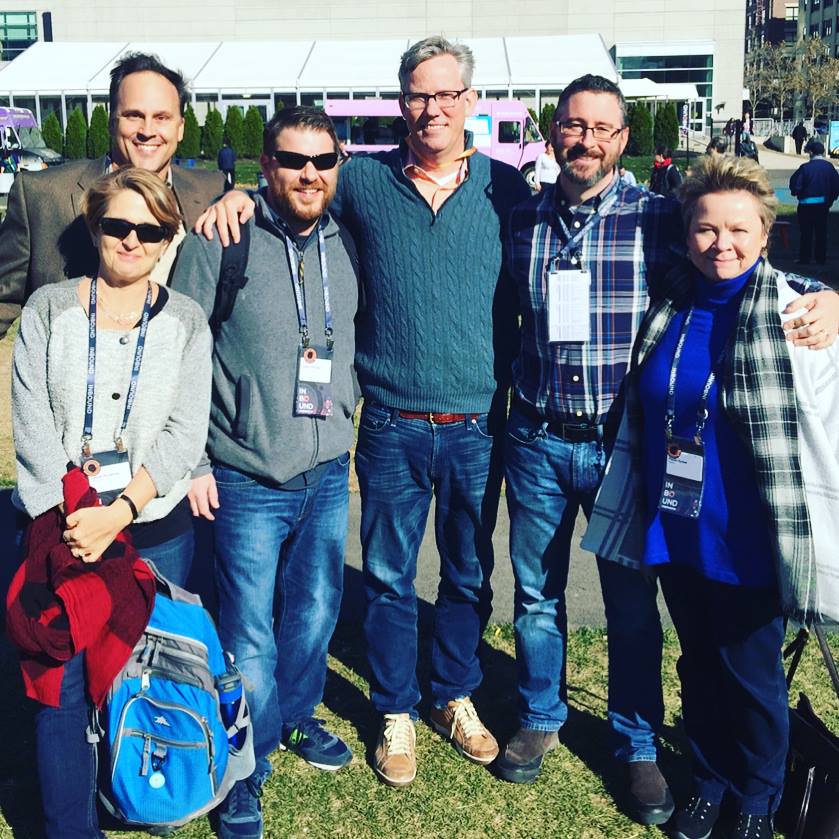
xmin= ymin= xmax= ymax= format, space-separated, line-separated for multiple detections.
xmin=429 ymin=696 xmax=500 ymax=765
xmin=374 ymin=713 xmax=417 ymax=787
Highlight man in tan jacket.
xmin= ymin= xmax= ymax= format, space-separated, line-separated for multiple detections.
xmin=0 ymin=51 xmax=224 ymax=339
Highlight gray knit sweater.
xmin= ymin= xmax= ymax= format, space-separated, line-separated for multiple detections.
xmin=12 ymin=280 xmax=212 ymax=520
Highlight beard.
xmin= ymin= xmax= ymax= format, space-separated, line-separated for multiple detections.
xmin=558 ymin=143 xmax=620 ymax=188
xmin=272 ymin=179 xmax=336 ymax=229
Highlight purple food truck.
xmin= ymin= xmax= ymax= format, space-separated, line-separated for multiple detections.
xmin=325 ymin=98 xmax=544 ymax=188
xmin=0 ymin=106 xmax=63 ymax=170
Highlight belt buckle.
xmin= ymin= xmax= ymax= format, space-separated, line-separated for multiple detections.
xmin=428 ymin=412 xmax=437 ymax=425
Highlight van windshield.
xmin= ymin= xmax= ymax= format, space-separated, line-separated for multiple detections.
xmin=18 ymin=126 xmax=47 ymax=150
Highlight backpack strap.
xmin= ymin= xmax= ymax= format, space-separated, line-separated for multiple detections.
xmin=209 ymin=221 xmax=251 ymax=338
xmin=333 ymin=217 xmax=360 ymax=281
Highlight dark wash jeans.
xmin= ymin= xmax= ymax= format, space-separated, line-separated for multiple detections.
xmin=504 ymin=407 xmax=664 ymax=762
xmin=355 ymin=404 xmax=501 ymax=716
xmin=33 ymin=531 xmax=194 ymax=839
xmin=659 ymin=565 xmax=788 ymax=814
xmin=212 ymin=455 xmax=350 ymax=776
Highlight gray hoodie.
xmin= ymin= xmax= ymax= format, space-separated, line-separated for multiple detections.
xmin=172 ymin=192 xmax=359 ymax=485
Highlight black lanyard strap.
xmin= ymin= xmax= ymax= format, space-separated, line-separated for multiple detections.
xmin=83 ymin=277 xmax=153 ymax=455
xmin=285 ymin=223 xmax=334 ymax=350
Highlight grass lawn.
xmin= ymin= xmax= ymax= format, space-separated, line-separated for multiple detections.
xmin=190 ymin=158 xmax=262 ymax=188
xmin=0 ymin=625 xmax=837 ymax=839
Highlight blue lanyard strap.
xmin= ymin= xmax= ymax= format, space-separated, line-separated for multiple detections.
xmin=284 ymin=222 xmax=333 ymax=350
xmin=665 ymin=308 xmax=726 ymax=444
xmin=83 ymin=277 xmax=153 ymax=455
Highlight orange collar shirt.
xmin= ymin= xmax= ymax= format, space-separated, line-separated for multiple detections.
xmin=402 ymin=145 xmax=476 ymax=213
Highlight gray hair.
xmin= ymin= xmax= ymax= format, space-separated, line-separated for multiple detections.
xmin=398 ymin=36 xmax=475 ymax=91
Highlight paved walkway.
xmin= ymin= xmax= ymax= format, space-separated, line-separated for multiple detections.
xmin=0 ymin=487 xmax=670 ymax=628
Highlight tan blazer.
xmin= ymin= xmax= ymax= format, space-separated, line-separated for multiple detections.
xmin=0 ymin=156 xmax=225 ymax=339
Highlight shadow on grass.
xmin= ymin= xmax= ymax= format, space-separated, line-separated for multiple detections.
xmin=327 ymin=564 xmax=692 ymax=817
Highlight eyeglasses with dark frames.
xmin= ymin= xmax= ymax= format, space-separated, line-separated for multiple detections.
xmin=557 ymin=122 xmax=625 ymax=142
xmin=401 ymin=89 xmax=469 ymax=111
xmin=99 ymin=217 xmax=169 ymax=244
xmin=271 ymin=150 xmax=341 ymax=170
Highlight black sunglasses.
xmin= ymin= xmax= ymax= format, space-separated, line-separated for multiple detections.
xmin=100 ymin=217 xmax=169 ymax=244
xmin=271 ymin=150 xmax=340 ymax=170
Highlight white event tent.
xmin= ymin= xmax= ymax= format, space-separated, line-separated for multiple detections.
xmin=0 ymin=35 xmax=622 ymax=123
xmin=0 ymin=35 xmax=698 ymax=127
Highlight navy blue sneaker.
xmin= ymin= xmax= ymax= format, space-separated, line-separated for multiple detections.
xmin=280 ymin=718 xmax=352 ymax=771
xmin=216 ymin=776 xmax=264 ymax=839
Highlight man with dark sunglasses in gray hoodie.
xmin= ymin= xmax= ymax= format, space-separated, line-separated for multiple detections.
xmin=172 ymin=106 xmax=359 ymax=839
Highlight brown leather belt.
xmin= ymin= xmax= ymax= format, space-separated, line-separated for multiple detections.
xmin=398 ymin=410 xmax=480 ymax=424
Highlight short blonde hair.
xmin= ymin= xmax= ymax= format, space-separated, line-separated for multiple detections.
xmin=679 ymin=154 xmax=778 ymax=240
xmin=81 ymin=167 xmax=182 ymax=241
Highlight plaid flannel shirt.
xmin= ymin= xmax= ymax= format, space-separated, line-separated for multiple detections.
xmin=507 ymin=176 xmax=684 ymax=423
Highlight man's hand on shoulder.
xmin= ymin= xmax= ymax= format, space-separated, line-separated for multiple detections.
xmin=194 ymin=190 xmax=256 ymax=247
xmin=784 ymin=290 xmax=839 ymax=349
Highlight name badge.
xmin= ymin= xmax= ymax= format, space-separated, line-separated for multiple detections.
xmin=547 ymin=269 xmax=591 ymax=343
xmin=657 ymin=436 xmax=705 ymax=519
xmin=295 ymin=344 xmax=334 ymax=417
xmin=80 ymin=448 xmax=132 ymax=504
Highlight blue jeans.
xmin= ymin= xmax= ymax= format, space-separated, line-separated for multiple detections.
xmin=660 ymin=566 xmax=788 ymax=814
xmin=34 ymin=530 xmax=194 ymax=839
xmin=212 ymin=455 xmax=349 ymax=773
xmin=355 ymin=404 xmax=500 ymax=715
xmin=504 ymin=407 xmax=663 ymax=762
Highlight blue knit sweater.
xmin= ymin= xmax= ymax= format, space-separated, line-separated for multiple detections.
xmin=332 ymin=142 xmax=530 ymax=412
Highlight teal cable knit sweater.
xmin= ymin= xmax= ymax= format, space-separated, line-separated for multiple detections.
xmin=332 ymin=142 xmax=530 ymax=413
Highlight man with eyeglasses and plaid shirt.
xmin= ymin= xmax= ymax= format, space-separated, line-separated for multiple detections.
xmin=495 ymin=73 xmax=839 ymax=826
xmin=175 ymin=107 xmax=360 ymax=839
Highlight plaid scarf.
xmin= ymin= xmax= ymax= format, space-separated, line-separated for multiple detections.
xmin=5 ymin=468 xmax=156 ymax=707
xmin=633 ymin=258 xmax=817 ymax=619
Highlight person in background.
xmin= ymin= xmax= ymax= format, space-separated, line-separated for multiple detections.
xmin=11 ymin=166 xmax=212 ymax=839
xmin=705 ymin=137 xmax=727 ymax=156
xmin=218 ymin=141 xmax=237 ymax=192
xmin=738 ymin=132 xmax=759 ymax=163
xmin=790 ymin=139 xmax=839 ymax=266
xmin=649 ymin=146 xmax=683 ymax=198
xmin=534 ymin=139 xmax=560 ymax=192
xmin=585 ymin=152 xmax=839 ymax=839
xmin=792 ymin=121 xmax=808 ymax=155
xmin=618 ymin=162 xmax=638 ymax=187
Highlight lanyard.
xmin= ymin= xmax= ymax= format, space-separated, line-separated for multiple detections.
xmin=665 ymin=308 xmax=730 ymax=444
xmin=83 ymin=277 xmax=153 ymax=456
xmin=284 ymin=223 xmax=334 ymax=350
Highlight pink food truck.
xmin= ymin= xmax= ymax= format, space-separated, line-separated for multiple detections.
xmin=325 ymin=98 xmax=544 ymax=188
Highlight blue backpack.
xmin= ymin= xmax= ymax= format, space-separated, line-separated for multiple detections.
xmin=89 ymin=565 xmax=255 ymax=830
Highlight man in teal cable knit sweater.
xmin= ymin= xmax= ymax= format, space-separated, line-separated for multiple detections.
xmin=198 ymin=36 xmax=529 ymax=788
xmin=333 ymin=37 xmax=530 ymax=787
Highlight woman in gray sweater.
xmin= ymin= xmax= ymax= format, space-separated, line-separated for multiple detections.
xmin=11 ymin=166 xmax=211 ymax=839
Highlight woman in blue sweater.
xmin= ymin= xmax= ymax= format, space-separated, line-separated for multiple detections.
xmin=584 ymin=154 xmax=839 ymax=839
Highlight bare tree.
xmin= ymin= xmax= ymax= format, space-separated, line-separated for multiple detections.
xmin=744 ymin=42 xmax=775 ymax=113
xmin=766 ymin=42 xmax=803 ymax=122
xmin=799 ymin=36 xmax=839 ymax=122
